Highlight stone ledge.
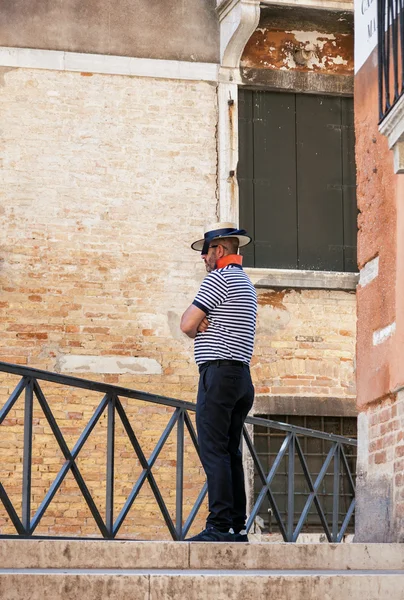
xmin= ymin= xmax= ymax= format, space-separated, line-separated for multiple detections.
xmin=379 ymin=94 xmax=404 ymax=174
xmin=1 ymin=571 xmax=404 ymax=600
xmin=244 ymin=267 xmax=358 ymax=291
xmin=253 ymin=395 xmax=357 ymax=416
xmin=1 ymin=540 xmax=404 ymax=571
xmin=0 ymin=46 xmax=219 ymax=82
xmin=240 ymin=68 xmax=354 ymax=95
xmin=260 ymin=0 xmax=354 ymax=11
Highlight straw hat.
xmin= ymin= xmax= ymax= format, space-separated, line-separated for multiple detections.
xmin=191 ymin=222 xmax=252 ymax=254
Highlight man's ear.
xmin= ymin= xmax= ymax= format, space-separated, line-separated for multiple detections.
xmin=217 ymin=243 xmax=226 ymax=258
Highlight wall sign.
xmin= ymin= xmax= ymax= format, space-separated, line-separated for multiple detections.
xmin=355 ymin=0 xmax=378 ymax=73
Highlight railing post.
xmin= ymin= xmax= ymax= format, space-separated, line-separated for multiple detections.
xmin=332 ymin=443 xmax=341 ymax=541
xmin=287 ymin=433 xmax=295 ymax=542
xmin=378 ymin=0 xmax=404 ymax=121
xmin=378 ymin=0 xmax=385 ymax=120
xmin=176 ymin=409 xmax=185 ymax=540
xmin=22 ymin=377 xmax=34 ymax=533
xmin=391 ymin=0 xmax=400 ymax=101
xmin=106 ymin=393 xmax=116 ymax=537
xmin=400 ymin=0 xmax=404 ymax=93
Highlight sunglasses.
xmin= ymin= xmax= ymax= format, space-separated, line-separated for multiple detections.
xmin=202 ymin=243 xmax=227 ymax=255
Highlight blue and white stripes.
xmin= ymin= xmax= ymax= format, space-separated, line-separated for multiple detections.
xmin=192 ymin=265 xmax=257 ymax=366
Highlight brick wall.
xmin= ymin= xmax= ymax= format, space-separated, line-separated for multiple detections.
xmin=0 ymin=66 xmax=356 ymax=537
xmin=0 ymin=67 xmax=218 ymax=537
xmin=356 ymin=391 xmax=404 ymax=542
xmin=253 ymin=289 xmax=356 ymax=401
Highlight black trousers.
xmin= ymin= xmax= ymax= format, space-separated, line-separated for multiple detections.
xmin=196 ymin=362 xmax=254 ymax=532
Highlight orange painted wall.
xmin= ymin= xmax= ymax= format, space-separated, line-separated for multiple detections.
xmin=355 ymin=48 xmax=398 ymax=408
xmin=392 ymin=176 xmax=404 ymax=392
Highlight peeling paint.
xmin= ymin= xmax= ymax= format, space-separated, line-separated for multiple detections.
xmin=257 ymin=290 xmax=290 ymax=310
xmin=287 ymin=29 xmax=336 ymax=50
xmin=256 ymin=301 xmax=291 ymax=336
xmin=241 ymin=10 xmax=353 ymax=76
xmin=373 ymin=323 xmax=396 ymax=346
xmin=167 ymin=310 xmax=183 ymax=341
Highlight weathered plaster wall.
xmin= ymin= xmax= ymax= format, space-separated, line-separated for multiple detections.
xmin=354 ymin=46 xmax=403 ymax=542
xmin=240 ymin=6 xmax=353 ymax=93
xmin=0 ymin=0 xmax=219 ymax=63
xmin=242 ymin=7 xmax=353 ymax=75
xmin=355 ymin=49 xmax=397 ymax=409
xmin=253 ymin=288 xmax=356 ymax=405
xmin=393 ymin=176 xmax=404 ymax=392
xmin=355 ymin=392 xmax=404 ymax=542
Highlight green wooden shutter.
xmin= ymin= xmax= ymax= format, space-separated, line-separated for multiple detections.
xmin=238 ymin=90 xmax=357 ymax=272
xmin=297 ymin=94 xmax=344 ymax=272
xmin=341 ymin=98 xmax=357 ymax=273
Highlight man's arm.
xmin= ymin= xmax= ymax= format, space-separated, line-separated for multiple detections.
xmin=180 ymin=305 xmax=208 ymax=339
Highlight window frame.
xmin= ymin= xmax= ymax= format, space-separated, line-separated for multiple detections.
xmin=237 ymin=87 xmax=359 ymax=281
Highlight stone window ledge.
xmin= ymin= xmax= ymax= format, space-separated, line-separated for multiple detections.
xmin=379 ymin=94 xmax=404 ymax=174
xmin=244 ymin=267 xmax=358 ymax=291
xmin=259 ymin=0 xmax=354 ymax=12
xmin=252 ymin=395 xmax=357 ymax=417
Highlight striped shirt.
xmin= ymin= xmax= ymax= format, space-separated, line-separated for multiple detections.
xmin=192 ymin=264 xmax=257 ymax=366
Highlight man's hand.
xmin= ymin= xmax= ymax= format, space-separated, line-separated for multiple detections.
xmin=180 ymin=305 xmax=208 ymax=339
xmin=197 ymin=317 xmax=209 ymax=333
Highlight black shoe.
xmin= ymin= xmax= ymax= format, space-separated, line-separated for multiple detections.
xmin=186 ymin=526 xmax=235 ymax=542
xmin=234 ymin=529 xmax=249 ymax=542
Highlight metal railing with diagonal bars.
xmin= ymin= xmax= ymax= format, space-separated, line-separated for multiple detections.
xmin=0 ymin=362 xmax=356 ymax=542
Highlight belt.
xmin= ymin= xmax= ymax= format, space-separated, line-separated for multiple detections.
xmin=199 ymin=359 xmax=248 ymax=372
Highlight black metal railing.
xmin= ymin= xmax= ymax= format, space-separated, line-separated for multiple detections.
xmin=0 ymin=362 xmax=356 ymax=542
xmin=378 ymin=0 xmax=404 ymax=121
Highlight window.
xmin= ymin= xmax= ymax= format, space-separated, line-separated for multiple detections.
xmin=238 ymin=90 xmax=357 ymax=272
xmin=253 ymin=415 xmax=357 ymax=534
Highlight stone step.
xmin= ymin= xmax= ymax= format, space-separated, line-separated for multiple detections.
xmin=0 ymin=539 xmax=403 ymax=571
xmin=1 ymin=568 xmax=404 ymax=600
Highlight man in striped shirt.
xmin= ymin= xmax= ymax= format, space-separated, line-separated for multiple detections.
xmin=180 ymin=222 xmax=257 ymax=542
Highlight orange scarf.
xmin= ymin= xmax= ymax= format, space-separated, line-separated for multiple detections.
xmin=216 ymin=254 xmax=243 ymax=269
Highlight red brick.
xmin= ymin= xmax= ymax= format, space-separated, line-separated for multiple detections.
xmin=369 ymin=439 xmax=383 ymax=452
xmin=375 ymin=451 xmax=387 ymax=464
xmin=68 ymin=412 xmax=83 ymax=420
xmin=382 ymin=433 xmax=396 ymax=448
xmin=380 ymin=420 xmax=399 ymax=436
xmin=395 ymin=473 xmax=403 ymax=486
xmin=17 ymin=332 xmax=48 ymax=340
xmin=395 ymin=445 xmax=404 ymax=458
xmin=65 ymin=325 xmax=80 ymax=333
xmin=394 ymin=459 xmax=404 ymax=472
xmin=379 ymin=408 xmax=392 ymax=424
